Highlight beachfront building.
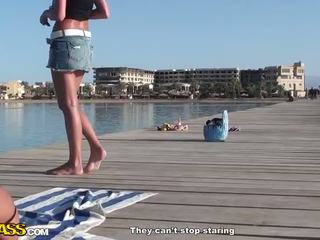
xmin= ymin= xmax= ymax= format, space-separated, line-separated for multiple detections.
xmin=154 ymin=68 xmax=241 ymax=97
xmin=4 ymin=80 xmax=25 ymax=99
xmin=0 ymin=85 xmax=8 ymax=99
xmin=240 ymin=69 xmax=264 ymax=88
xmin=33 ymin=82 xmax=46 ymax=88
xmin=154 ymin=68 xmax=241 ymax=85
xmin=278 ymin=62 xmax=305 ymax=97
xmin=264 ymin=62 xmax=305 ymax=97
xmin=93 ymin=67 xmax=154 ymax=95
xmin=240 ymin=62 xmax=306 ymax=97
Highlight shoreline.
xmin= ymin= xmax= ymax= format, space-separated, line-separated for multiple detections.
xmin=0 ymin=100 xmax=279 ymax=154
xmin=0 ymin=98 xmax=286 ymax=104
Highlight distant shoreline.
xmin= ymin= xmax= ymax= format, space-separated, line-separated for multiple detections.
xmin=0 ymin=97 xmax=284 ymax=153
xmin=0 ymin=98 xmax=286 ymax=104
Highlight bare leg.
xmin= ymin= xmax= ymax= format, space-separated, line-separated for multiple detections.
xmin=80 ymin=111 xmax=107 ymax=173
xmin=74 ymin=75 xmax=107 ymax=173
xmin=47 ymin=70 xmax=84 ymax=175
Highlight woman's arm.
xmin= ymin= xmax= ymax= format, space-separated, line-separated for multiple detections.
xmin=91 ymin=0 xmax=110 ymax=19
xmin=40 ymin=0 xmax=66 ymax=26
xmin=50 ymin=0 xmax=67 ymax=21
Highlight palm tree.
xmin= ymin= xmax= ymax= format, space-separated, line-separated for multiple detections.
xmin=126 ymin=82 xmax=136 ymax=95
xmin=82 ymin=85 xmax=91 ymax=97
xmin=20 ymin=81 xmax=32 ymax=98
xmin=213 ymin=82 xmax=226 ymax=97
xmin=190 ymin=80 xmax=200 ymax=97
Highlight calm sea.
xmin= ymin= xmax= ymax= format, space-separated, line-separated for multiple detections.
xmin=0 ymin=101 xmax=266 ymax=153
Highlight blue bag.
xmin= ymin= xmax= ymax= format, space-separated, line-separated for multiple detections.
xmin=203 ymin=110 xmax=229 ymax=142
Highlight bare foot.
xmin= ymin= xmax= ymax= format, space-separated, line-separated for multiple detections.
xmin=46 ymin=162 xmax=83 ymax=175
xmin=84 ymin=147 xmax=107 ymax=174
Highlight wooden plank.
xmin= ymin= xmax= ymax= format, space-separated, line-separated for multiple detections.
xmin=93 ymin=219 xmax=320 ymax=239
xmin=0 ymin=99 xmax=320 ymax=239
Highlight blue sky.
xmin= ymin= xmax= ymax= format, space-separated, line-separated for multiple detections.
xmin=0 ymin=0 xmax=319 ymax=85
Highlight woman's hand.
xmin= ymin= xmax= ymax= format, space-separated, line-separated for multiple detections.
xmin=40 ymin=0 xmax=66 ymax=25
xmin=40 ymin=10 xmax=51 ymax=26
xmin=91 ymin=0 xmax=110 ymax=19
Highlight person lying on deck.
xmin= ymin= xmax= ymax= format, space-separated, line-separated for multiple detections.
xmin=157 ymin=117 xmax=189 ymax=131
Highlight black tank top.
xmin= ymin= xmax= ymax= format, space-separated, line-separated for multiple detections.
xmin=66 ymin=0 xmax=94 ymax=21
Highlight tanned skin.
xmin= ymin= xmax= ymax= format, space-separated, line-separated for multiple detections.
xmin=40 ymin=0 xmax=110 ymax=175
xmin=0 ymin=187 xmax=19 ymax=240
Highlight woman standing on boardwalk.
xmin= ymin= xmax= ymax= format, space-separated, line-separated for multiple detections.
xmin=40 ymin=0 xmax=110 ymax=175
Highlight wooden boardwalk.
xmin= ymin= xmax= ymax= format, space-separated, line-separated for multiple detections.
xmin=1 ymin=99 xmax=320 ymax=239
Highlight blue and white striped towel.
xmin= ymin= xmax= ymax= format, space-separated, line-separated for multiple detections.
xmin=15 ymin=187 xmax=157 ymax=240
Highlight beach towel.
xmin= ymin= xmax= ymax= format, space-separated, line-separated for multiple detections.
xmin=15 ymin=187 xmax=157 ymax=240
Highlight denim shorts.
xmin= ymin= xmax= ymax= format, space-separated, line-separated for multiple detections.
xmin=47 ymin=36 xmax=92 ymax=72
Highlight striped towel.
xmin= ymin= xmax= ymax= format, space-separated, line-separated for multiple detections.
xmin=15 ymin=187 xmax=157 ymax=240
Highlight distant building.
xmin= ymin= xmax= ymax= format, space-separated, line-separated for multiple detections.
xmin=240 ymin=69 xmax=264 ymax=88
xmin=45 ymin=81 xmax=55 ymax=90
xmin=34 ymin=82 xmax=46 ymax=88
xmin=264 ymin=61 xmax=305 ymax=97
xmin=94 ymin=67 xmax=154 ymax=87
xmin=4 ymin=80 xmax=25 ymax=99
xmin=0 ymin=85 xmax=8 ymax=99
xmin=263 ymin=66 xmax=279 ymax=82
xmin=278 ymin=62 xmax=305 ymax=97
xmin=32 ymin=82 xmax=54 ymax=89
xmin=241 ymin=62 xmax=306 ymax=97
xmin=154 ymin=68 xmax=241 ymax=85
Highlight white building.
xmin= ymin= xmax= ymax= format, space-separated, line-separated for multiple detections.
xmin=94 ymin=67 xmax=154 ymax=87
xmin=264 ymin=62 xmax=305 ymax=97
xmin=278 ymin=62 xmax=305 ymax=97
xmin=93 ymin=67 xmax=154 ymax=96
xmin=4 ymin=80 xmax=25 ymax=99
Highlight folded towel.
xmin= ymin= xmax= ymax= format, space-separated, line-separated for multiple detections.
xmin=15 ymin=187 xmax=157 ymax=240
